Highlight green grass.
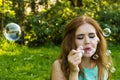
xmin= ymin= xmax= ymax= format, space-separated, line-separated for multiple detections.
xmin=108 ymin=44 xmax=120 ymax=80
xmin=0 ymin=42 xmax=120 ymax=80
xmin=0 ymin=42 xmax=60 ymax=80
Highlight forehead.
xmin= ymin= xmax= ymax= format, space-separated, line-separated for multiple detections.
xmin=75 ymin=23 xmax=96 ymax=35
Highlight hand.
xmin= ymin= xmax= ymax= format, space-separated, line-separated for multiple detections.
xmin=68 ymin=46 xmax=84 ymax=72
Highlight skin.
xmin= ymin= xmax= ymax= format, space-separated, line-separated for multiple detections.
xmin=51 ymin=23 xmax=104 ymax=80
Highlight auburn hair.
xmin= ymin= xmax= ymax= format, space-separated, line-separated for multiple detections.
xmin=59 ymin=15 xmax=108 ymax=80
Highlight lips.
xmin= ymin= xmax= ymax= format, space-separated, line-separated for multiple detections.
xmin=84 ymin=48 xmax=91 ymax=50
xmin=84 ymin=47 xmax=91 ymax=53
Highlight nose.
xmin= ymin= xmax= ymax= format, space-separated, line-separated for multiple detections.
xmin=84 ymin=36 xmax=90 ymax=44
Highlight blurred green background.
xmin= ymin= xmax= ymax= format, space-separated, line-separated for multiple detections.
xmin=0 ymin=0 xmax=120 ymax=80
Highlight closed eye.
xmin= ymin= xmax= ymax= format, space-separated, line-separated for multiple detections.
xmin=76 ymin=34 xmax=84 ymax=40
xmin=89 ymin=33 xmax=95 ymax=38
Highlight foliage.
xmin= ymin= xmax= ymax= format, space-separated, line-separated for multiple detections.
xmin=81 ymin=0 xmax=120 ymax=43
xmin=24 ymin=1 xmax=82 ymax=46
xmin=0 ymin=0 xmax=120 ymax=46
xmin=0 ymin=0 xmax=15 ymax=23
xmin=24 ymin=0 xmax=120 ymax=46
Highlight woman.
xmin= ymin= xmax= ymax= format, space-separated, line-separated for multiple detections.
xmin=51 ymin=15 xmax=112 ymax=80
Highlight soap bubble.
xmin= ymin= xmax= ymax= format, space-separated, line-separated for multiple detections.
xmin=90 ymin=48 xmax=95 ymax=55
xmin=77 ymin=46 xmax=84 ymax=57
xmin=110 ymin=67 xmax=116 ymax=73
xmin=103 ymin=28 xmax=111 ymax=37
xmin=106 ymin=50 xmax=111 ymax=56
xmin=92 ymin=54 xmax=99 ymax=60
xmin=106 ymin=62 xmax=112 ymax=68
xmin=3 ymin=23 xmax=21 ymax=41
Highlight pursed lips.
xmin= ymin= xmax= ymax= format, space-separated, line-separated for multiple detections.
xmin=83 ymin=47 xmax=91 ymax=53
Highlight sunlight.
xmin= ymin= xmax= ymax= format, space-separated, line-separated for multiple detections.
xmin=25 ymin=7 xmax=31 ymax=15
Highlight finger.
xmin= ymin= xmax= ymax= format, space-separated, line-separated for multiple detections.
xmin=69 ymin=51 xmax=81 ymax=58
xmin=68 ymin=53 xmax=81 ymax=63
xmin=74 ymin=59 xmax=81 ymax=65
xmin=68 ymin=49 xmax=77 ymax=56
xmin=70 ymin=56 xmax=81 ymax=65
xmin=74 ymin=55 xmax=82 ymax=61
xmin=68 ymin=57 xmax=81 ymax=66
xmin=68 ymin=49 xmax=83 ymax=64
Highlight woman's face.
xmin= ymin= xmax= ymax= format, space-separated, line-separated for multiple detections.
xmin=75 ymin=23 xmax=99 ymax=58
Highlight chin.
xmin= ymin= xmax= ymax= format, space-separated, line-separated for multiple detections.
xmin=83 ymin=54 xmax=92 ymax=58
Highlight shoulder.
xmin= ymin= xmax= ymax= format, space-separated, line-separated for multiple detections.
xmin=52 ymin=59 xmax=62 ymax=74
xmin=51 ymin=59 xmax=66 ymax=80
xmin=52 ymin=59 xmax=61 ymax=67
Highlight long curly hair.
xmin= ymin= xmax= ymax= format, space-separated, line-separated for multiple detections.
xmin=59 ymin=15 xmax=109 ymax=80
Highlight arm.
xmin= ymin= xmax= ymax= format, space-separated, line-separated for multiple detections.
xmin=51 ymin=59 xmax=79 ymax=80
xmin=51 ymin=47 xmax=83 ymax=80
xmin=68 ymin=48 xmax=83 ymax=80
xmin=51 ymin=60 xmax=66 ymax=80
xmin=69 ymin=71 xmax=79 ymax=80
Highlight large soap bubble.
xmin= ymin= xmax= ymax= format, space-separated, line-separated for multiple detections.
xmin=3 ymin=23 xmax=21 ymax=41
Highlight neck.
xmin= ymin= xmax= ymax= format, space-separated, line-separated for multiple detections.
xmin=81 ymin=57 xmax=96 ymax=68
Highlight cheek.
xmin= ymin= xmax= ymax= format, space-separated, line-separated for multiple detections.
xmin=75 ymin=39 xmax=83 ymax=47
xmin=91 ymin=38 xmax=98 ymax=48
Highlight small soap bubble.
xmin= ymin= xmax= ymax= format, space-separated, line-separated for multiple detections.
xmin=78 ymin=46 xmax=83 ymax=50
xmin=110 ymin=67 xmax=116 ymax=73
xmin=78 ymin=46 xmax=84 ymax=57
xmin=103 ymin=28 xmax=111 ymax=37
xmin=106 ymin=62 xmax=112 ymax=68
xmin=92 ymin=54 xmax=99 ymax=60
xmin=3 ymin=23 xmax=21 ymax=41
xmin=91 ymin=48 xmax=99 ymax=60
xmin=90 ymin=48 xmax=95 ymax=54
xmin=106 ymin=50 xmax=111 ymax=56
xmin=80 ymin=50 xmax=84 ymax=56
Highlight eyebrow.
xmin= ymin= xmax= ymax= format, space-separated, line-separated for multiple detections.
xmin=76 ymin=32 xmax=95 ymax=36
xmin=76 ymin=34 xmax=84 ymax=36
